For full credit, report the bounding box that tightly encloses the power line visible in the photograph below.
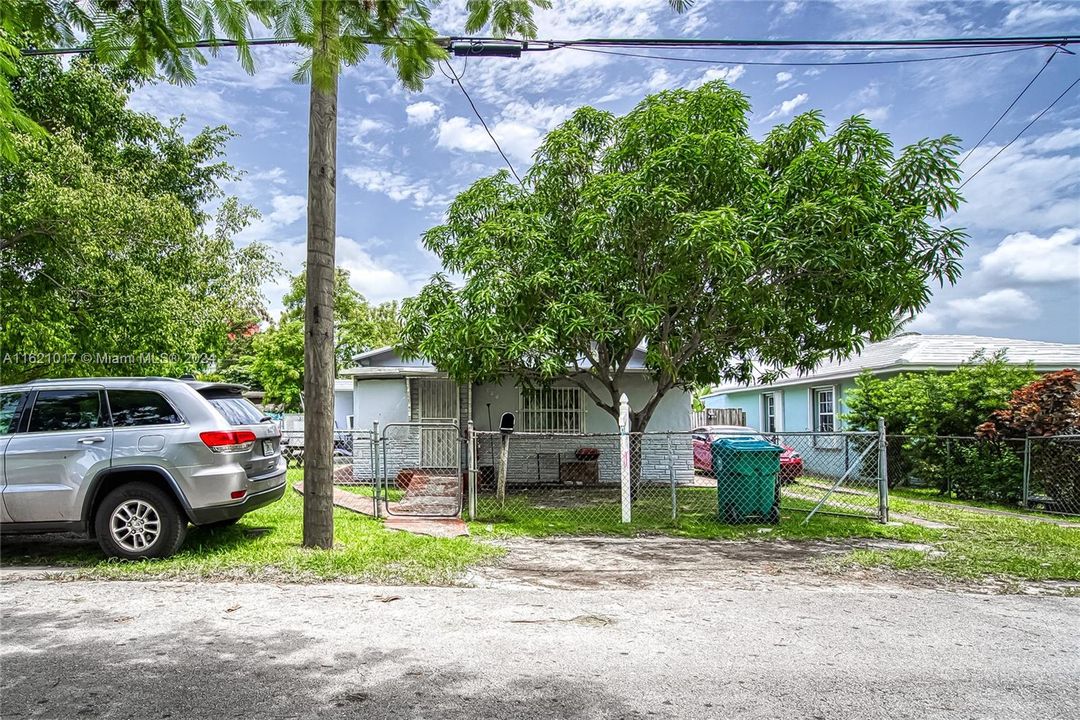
[959,50,1061,167]
[21,33,1078,57]
[959,74,1080,189]
[567,44,1041,68]
[440,60,523,186]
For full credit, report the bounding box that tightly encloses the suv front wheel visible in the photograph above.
[94,482,187,560]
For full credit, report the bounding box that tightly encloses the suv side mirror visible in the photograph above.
[500,412,515,434]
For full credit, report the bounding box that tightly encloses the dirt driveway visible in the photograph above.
[3,535,1079,720]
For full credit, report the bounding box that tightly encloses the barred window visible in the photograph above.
[519,386,585,432]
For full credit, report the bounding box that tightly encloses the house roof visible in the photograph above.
[703,333,1080,398]
[343,345,653,377]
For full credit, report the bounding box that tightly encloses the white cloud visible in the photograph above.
[978,228,1080,283]
[944,288,1040,330]
[267,195,306,226]
[249,167,287,185]
[1004,1,1080,29]
[775,71,795,90]
[236,194,306,244]
[858,105,891,123]
[343,166,448,208]
[435,100,576,165]
[406,101,442,125]
[336,236,428,303]
[686,65,746,89]
[955,129,1080,232]
[762,92,809,122]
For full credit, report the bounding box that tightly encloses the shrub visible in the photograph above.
[977,370,1080,511]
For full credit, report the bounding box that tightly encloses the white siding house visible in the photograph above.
[340,347,694,484]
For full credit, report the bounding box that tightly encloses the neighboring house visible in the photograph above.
[702,333,1080,435]
[340,347,694,484]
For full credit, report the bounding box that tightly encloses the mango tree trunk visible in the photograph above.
[302,33,338,550]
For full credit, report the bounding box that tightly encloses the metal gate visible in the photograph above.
[774,429,888,523]
[377,421,463,518]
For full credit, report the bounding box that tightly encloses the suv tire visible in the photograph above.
[94,482,187,560]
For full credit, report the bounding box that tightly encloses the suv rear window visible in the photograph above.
[108,390,182,427]
[204,395,265,426]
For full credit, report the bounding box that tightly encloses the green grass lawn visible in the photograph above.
[469,485,935,544]
[889,485,1070,520]
[1,480,500,584]
[842,494,1080,582]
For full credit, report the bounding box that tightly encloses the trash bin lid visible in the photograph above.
[711,437,781,452]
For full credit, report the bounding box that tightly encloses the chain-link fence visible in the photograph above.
[884,434,1080,516]
[465,428,887,528]
[281,425,1078,525]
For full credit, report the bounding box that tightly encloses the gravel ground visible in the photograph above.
[2,537,1079,720]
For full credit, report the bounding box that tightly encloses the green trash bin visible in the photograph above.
[711,437,782,524]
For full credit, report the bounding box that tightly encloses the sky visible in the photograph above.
[128,0,1080,344]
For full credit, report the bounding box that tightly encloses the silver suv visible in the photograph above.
[0,378,286,559]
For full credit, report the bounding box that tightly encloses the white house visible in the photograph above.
[340,347,694,485]
[701,333,1080,435]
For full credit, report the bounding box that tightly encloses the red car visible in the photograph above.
[692,425,803,482]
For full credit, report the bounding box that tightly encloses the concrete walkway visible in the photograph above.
[292,482,469,538]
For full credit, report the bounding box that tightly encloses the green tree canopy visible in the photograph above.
[243,267,401,411]
[0,55,276,383]
[399,81,968,431]
[844,350,1039,436]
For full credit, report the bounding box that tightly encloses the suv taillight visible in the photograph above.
[200,430,256,453]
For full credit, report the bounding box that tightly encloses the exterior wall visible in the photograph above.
[707,380,872,478]
[471,375,693,485]
[351,373,693,485]
[333,388,353,429]
[349,378,409,483]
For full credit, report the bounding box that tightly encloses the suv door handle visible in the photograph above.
[77,436,106,445]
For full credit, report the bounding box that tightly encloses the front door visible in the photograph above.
[3,387,113,522]
[416,378,458,469]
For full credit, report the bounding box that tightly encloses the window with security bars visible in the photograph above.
[519,386,585,432]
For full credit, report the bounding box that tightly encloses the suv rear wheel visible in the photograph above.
[94,482,187,560]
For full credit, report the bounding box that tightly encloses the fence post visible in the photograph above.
[371,421,380,519]
[1022,436,1031,509]
[877,417,889,524]
[467,420,477,520]
[668,433,677,522]
[619,393,631,524]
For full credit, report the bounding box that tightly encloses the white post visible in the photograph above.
[467,420,477,520]
[619,393,631,523]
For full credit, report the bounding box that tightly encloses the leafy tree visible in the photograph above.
[0,55,276,384]
[845,350,1038,436]
[399,82,968,464]
[280,268,400,367]
[249,319,306,411]
[4,0,688,545]
[0,1,256,160]
[241,268,401,411]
